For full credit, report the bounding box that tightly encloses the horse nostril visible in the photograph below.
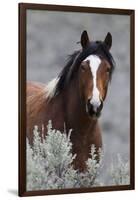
[98,101,103,112]
[94,100,103,117]
[88,99,91,104]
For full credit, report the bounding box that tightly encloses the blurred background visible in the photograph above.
[27,10,130,184]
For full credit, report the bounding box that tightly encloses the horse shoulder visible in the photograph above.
[27,81,65,142]
[27,82,48,141]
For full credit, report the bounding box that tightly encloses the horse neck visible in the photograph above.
[62,77,98,132]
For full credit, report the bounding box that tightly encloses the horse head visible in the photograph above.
[78,30,114,118]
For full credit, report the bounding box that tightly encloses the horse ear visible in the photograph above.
[81,30,90,49]
[104,32,112,50]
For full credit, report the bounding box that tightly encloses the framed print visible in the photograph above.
[19,3,135,197]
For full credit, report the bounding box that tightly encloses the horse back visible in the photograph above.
[27,81,45,97]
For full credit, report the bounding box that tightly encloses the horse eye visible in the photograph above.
[106,68,111,73]
[81,63,87,71]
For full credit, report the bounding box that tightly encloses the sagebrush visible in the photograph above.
[26,120,129,190]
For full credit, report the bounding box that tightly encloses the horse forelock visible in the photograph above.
[48,41,115,98]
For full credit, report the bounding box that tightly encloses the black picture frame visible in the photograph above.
[19,3,135,197]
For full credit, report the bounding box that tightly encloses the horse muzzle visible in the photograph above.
[86,99,103,118]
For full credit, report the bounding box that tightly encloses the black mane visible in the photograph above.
[55,41,115,96]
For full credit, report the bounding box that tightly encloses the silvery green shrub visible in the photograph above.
[26,120,129,190]
[110,154,130,185]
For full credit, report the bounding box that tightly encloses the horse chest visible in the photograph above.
[69,120,102,171]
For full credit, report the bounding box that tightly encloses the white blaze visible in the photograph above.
[84,55,101,112]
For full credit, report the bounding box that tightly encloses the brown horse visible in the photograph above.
[27,31,115,171]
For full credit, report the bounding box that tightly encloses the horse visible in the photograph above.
[27,30,115,171]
